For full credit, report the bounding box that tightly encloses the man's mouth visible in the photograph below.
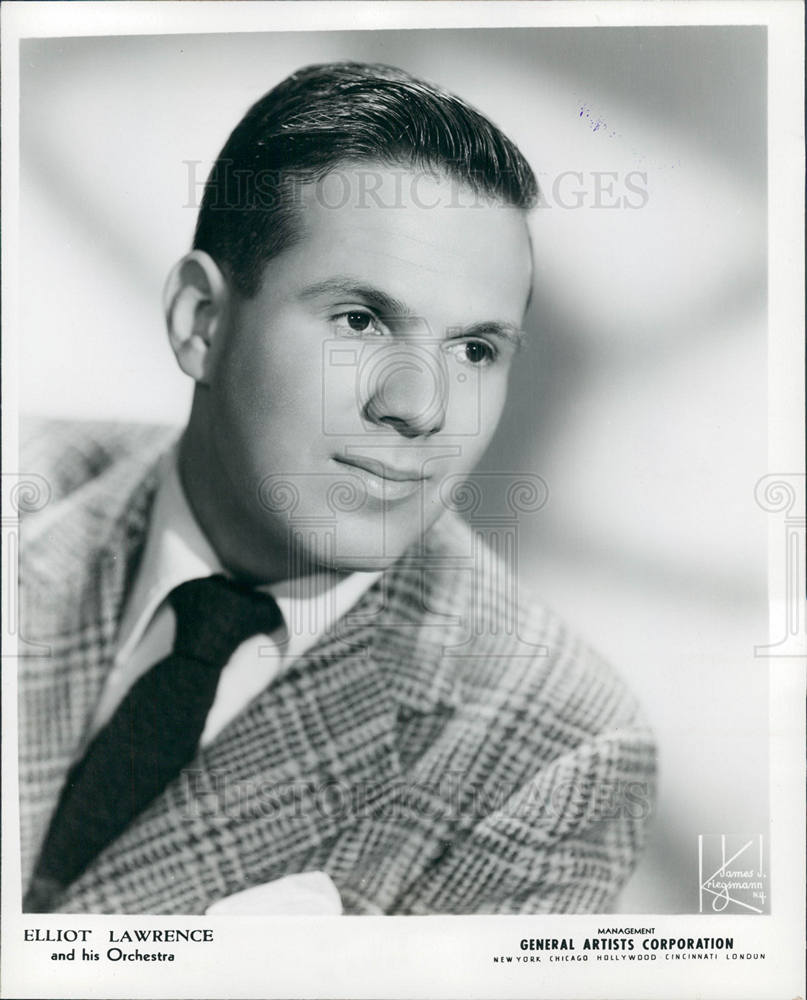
[332,454,428,503]
[335,454,427,482]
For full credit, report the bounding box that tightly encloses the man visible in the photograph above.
[19,62,655,914]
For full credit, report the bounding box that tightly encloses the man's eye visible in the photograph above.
[333,311,384,337]
[447,340,497,366]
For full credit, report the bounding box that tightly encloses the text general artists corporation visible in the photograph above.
[497,931,764,964]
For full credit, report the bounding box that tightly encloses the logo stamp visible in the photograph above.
[698,835,768,914]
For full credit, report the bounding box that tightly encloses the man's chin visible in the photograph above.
[293,538,413,576]
[278,507,446,577]
[293,531,433,577]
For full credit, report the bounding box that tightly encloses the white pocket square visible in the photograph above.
[205,871,343,915]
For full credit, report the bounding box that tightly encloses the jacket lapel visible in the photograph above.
[18,449,164,885]
[52,517,470,915]
[54,584,404,913]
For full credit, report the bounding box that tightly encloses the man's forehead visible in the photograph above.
[290,163,533,321]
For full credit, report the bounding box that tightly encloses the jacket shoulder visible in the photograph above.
[387,513,656,913]
[18,419,179,617]
[424,512,651,741]
[19,417,178,510]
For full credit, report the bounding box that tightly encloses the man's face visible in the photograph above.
[205,164,533,576]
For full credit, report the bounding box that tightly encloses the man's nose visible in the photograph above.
[362,344,448,438]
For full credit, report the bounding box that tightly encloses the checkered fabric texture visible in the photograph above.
[18,419,656,915]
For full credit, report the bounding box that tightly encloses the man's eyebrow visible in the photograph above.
[297,278,414,319]
[460,320,526,351]
[298,275,525,348]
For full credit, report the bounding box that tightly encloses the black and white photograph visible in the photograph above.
[1,3,803,998]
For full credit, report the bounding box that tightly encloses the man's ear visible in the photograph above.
[163,250,229,384]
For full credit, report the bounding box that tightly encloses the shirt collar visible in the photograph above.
[115,449,381,665]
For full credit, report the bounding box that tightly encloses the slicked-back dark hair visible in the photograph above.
[193,61,538,297]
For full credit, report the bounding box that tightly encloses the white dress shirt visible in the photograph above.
[89,450,381,747]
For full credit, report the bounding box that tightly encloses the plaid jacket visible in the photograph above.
[18,419,656,915]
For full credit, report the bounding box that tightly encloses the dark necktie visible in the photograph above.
[23,574,283,913]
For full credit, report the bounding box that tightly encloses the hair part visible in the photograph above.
[193,61,539,297]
